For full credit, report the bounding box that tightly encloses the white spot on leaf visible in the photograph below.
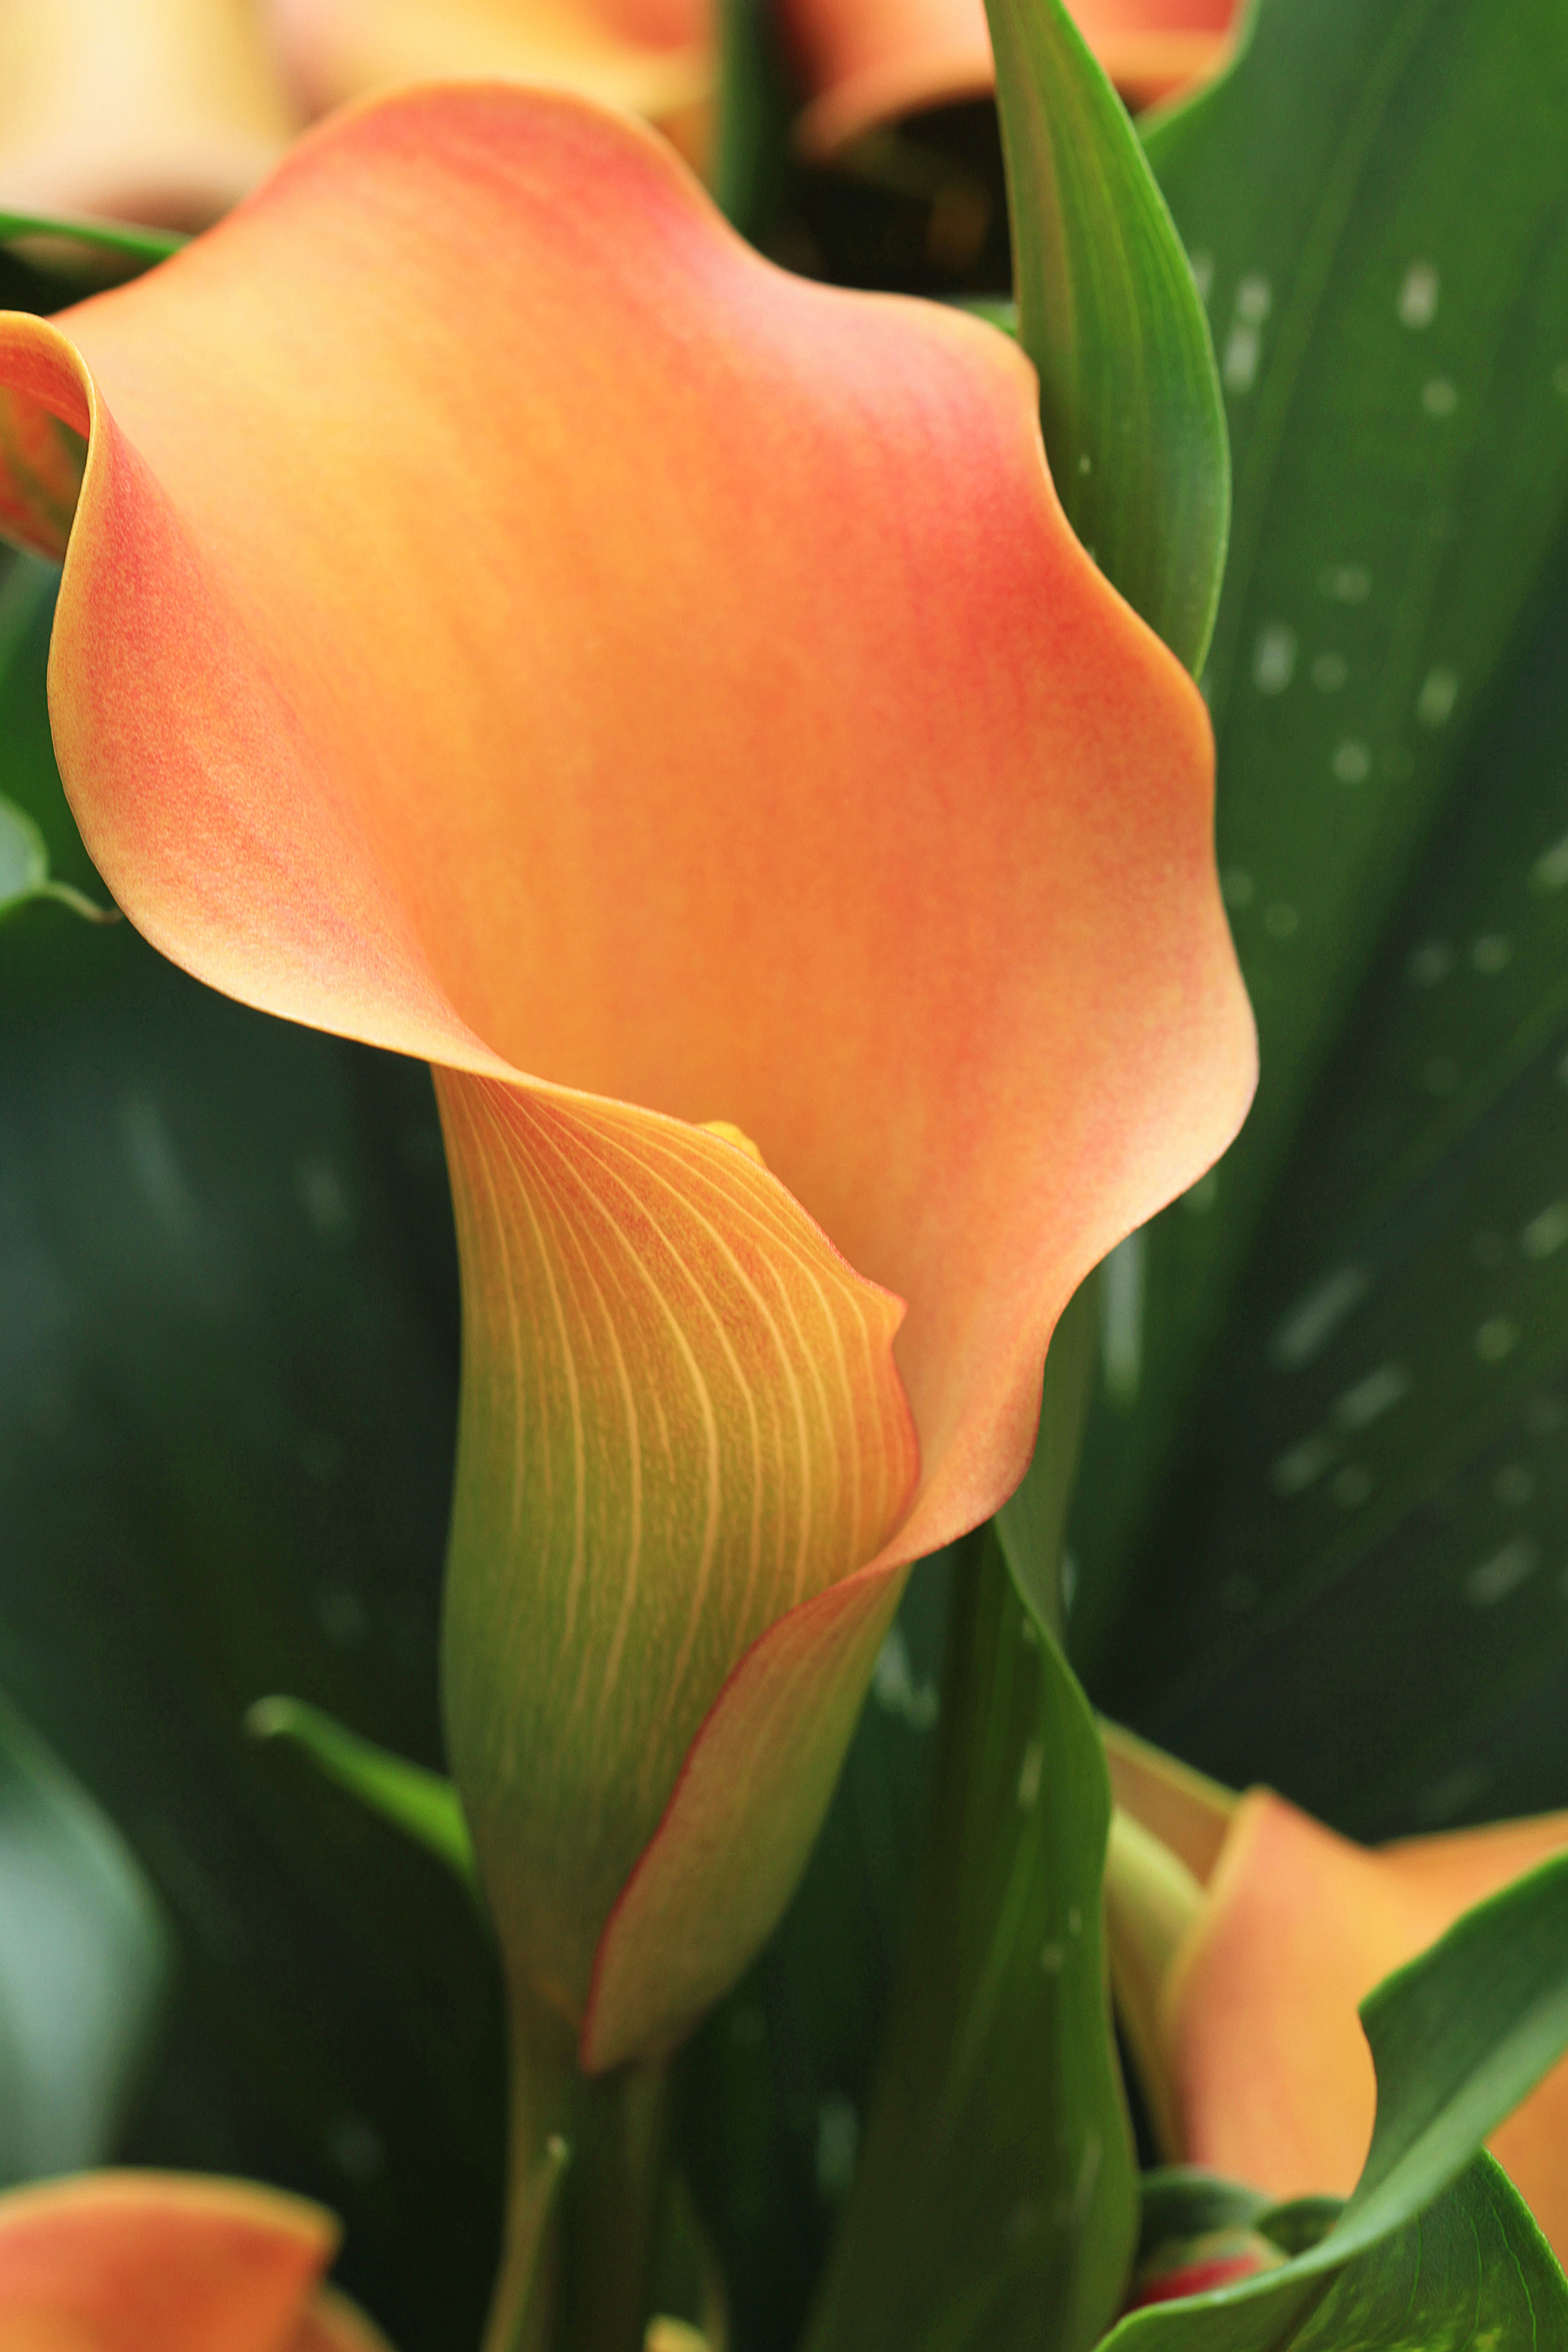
[1464,1538,1539,1607]
[1398,261,1440,328]
[1253,623,1298,692]
[1416,667,1459,726]
[1271,1265,1370,1369]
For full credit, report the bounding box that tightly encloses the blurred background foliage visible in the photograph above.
[2,0,1567,2344]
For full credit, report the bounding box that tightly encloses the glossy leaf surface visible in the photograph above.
[0,551,502,2352]
[0,1690,170,2182]
[804,1533,1136,2352]
[985,0,1228,669]
[1071,0,1568,1840]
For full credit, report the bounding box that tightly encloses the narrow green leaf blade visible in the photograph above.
[247,1696,477,1893]
[803,1538,1137,2352]
[0,1689,170,2182]
[985,0,1228,670]
[1341,1850,1568,2255]
[0,209,186,264]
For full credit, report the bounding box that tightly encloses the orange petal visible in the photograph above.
[0,0,298,233]
[0,84,1252,2039]
[0,2172,336,2352]
[787,0,1238,158]
[1164,1791,1568,2253]
[1064,0,1237,110]
[265,0,712,164]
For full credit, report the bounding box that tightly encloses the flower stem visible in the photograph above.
[485,1989,672,2352]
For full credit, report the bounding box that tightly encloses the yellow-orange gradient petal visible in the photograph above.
[1165,1791,1568,2255]
[265,0,711,166]
[0,84,1253,2055]
[439,1077,918,2023]
[787,0,1238,159]
[0,2172,337,2352]
[0,0,298,234]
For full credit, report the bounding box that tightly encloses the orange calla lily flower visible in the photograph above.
[1104,1732,1568,2256]
[0,85,1253,2069]
[0,2171,393,2351]
[787,0,1240,159]
[0,0,298,233]
[264,0,712,165]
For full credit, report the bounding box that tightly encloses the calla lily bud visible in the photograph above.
[0,2171,393,2351]
[1125,2226,1286,2311]
[785,0,1240,161]
[0,85,1253,2073]
[1103,1727,1568,2258]
[0,0,298,232]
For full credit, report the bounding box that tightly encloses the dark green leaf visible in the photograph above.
[1137,2171,1270,2247]
[0,555,503,2348]
[802,1528,1136,2352]
[1069,0,1568,1840]
[984,0,1228,669]
[0,1688,170,2182]
[676,1556,952,2352]
[247,1697,477,1893]
[996,1269,1099,1638]
[0,560,112,924]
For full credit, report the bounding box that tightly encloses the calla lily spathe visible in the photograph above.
[1104,1735,1568,2256]
[786,0,1240,159]
[0,84,1253,2067]
[0,2172,391,2351]
[267,0,712,166]
[0,0,298,232]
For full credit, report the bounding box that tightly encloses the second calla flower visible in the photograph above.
[0,84,1253,2069]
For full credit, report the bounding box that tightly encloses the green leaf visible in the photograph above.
[0,553,504,2348]
[803,1362,1135,2352]
[0,560,112,925]
[247,1697,477,1893]
[1102,1849,1568,2346]
[1109,2155,1568,2351]
[1341,1849,1568,2256]
[1070,0,1568,1836]
[984,0,1228,670]
[675,1556,953,2352]
[1136,2169,1271,2250]
[0,1688,170,2181]
[996,1268,1099,1638]
[0,209,186,265]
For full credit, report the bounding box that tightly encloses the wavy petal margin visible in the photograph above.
[0,85,1254,2063]
[0,2171,340,2352]
[266,0,712,164]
